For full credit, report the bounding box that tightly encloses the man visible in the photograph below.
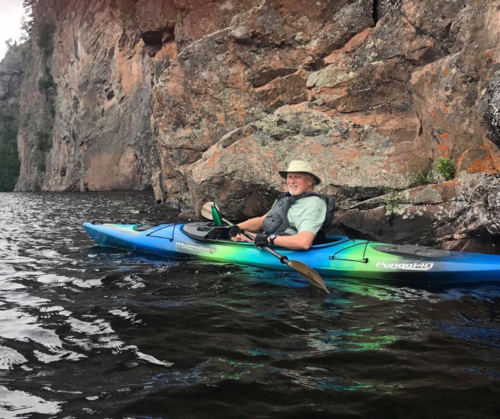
[230,160,331,250]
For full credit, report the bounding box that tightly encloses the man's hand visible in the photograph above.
[229,225,243,238]
[230,225,252,242]
[253,232,269,248]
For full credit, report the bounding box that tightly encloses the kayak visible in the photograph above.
[83,221,500,283]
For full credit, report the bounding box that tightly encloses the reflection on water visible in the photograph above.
[0,192,499,418]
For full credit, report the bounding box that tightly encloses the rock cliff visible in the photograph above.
[0,43,28,191]
[0,44,26,120]
[14,0,500,250]
[17,0,154,191]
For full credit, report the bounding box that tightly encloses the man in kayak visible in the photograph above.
[230,160,334,250]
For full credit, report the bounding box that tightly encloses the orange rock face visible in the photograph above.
[150,0,500,222]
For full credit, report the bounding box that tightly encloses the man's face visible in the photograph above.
[286,172,314,196]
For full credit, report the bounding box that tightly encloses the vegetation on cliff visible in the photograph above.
[13,0,57,190]
[0,1,33,191]
[0,42,28,191]
[0,119,20,191]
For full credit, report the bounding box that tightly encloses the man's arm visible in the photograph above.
[269,231,315,250]
[232,220,316,249]
[236,214,266,232]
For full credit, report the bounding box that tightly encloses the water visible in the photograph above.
[0,192,500,418]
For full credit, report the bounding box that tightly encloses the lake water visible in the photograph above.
[0,191,499,418]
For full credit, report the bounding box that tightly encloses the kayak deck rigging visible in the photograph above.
[329,241,371,264]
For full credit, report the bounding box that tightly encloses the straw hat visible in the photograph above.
[278,160,322,185]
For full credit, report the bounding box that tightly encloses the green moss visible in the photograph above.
[434,156,455,181]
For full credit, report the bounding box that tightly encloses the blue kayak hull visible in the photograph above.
[83,222,500,284]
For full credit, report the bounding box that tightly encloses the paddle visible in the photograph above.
[201,202,330,294]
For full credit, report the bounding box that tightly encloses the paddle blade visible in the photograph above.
[288,260,330,294]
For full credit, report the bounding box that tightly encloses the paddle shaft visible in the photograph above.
[222,217,291,265]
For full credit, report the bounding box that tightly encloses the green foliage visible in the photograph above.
[0,120,20,191]
[38,74,54,91]
[384,193,401,215]
[36,131,51,152]
[23,0,37,12]
[35,129,49,174]
[20,0,35,43]
[37,22,55,57]
[409,161,435,187]
[21,111,31,128]
[434,156,455,181]
[20,16,33,43]
[408,157,456,187]
[37,159,46,173]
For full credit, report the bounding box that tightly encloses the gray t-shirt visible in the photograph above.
[284,196,327,236]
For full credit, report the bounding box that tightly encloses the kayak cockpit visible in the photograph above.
[181,222,350,248]
[182,222,231,241]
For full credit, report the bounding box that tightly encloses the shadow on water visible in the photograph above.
[0,192,499,418]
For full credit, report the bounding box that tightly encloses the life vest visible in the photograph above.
[262,192,335,236]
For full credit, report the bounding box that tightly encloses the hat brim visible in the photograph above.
[279,170,322,185]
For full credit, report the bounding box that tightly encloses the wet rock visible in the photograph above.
[331,205,438,246]
[434,172,500,244]
[334,172,500,251]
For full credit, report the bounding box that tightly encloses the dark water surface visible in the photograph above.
[1,192,500,418]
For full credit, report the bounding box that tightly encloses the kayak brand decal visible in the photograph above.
[176,242,216,254]
[376,261,434,271]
